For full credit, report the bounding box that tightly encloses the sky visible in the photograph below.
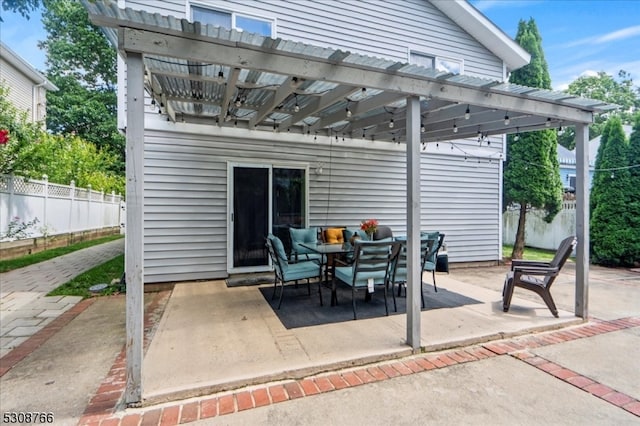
[1,1,639,90]
[469,0,640,89]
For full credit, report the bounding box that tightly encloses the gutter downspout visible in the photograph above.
[32,82,47,125]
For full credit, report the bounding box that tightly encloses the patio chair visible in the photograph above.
[373,225,393,240]
[289,227,323,263]
[333,240,401,320]
[421,232,445,292]
[502,236,577,318]
[266,234,323,309]
[391,236,436,310]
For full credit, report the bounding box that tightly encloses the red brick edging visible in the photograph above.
[0,298,96,378]
[79,291,172,425]
[78,316,640,425]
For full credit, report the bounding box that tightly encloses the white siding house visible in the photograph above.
[84,0,607,403]
[0,42,57,126]
[117,0,529,284]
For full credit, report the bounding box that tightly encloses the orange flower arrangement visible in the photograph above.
[360,219,378,235]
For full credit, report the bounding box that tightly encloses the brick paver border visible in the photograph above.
[0,298,96,378]
[78,316,640,425]
[79,291,172,425]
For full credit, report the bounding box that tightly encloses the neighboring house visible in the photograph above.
[0,42,57,126]
[83,0,609,403]
[558,125,632,191]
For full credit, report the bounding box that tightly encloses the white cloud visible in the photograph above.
[562,25,640,48]
[597,25,640,43]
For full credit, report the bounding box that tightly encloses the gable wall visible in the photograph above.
[0,57,35,120]
[126,0,504,79]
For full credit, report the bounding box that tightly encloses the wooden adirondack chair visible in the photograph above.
[502,236,577,317]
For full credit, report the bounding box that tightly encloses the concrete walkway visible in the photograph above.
[0,239,125,357]
[1,242,638,425]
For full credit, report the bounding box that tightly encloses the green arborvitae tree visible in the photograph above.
[504,18,563,259]
[590,116,632,266]
[39,0,124,173]
[625,114,640,265]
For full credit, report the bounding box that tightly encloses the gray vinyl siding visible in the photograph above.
[123,0,506,282]
[143,127,499,283]
[0,58,34,119]
[125,0,504,80]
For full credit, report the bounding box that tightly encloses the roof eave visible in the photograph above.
[0,42,58,91]
[430,0,531,71]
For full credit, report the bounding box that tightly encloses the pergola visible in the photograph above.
[83,0,616,404]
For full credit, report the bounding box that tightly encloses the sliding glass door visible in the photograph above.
[229,163,306,273]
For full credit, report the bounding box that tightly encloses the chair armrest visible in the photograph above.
[309,257,322,266]
[511,259,551,270]
[513,265,559,277]
[334,258,349,267]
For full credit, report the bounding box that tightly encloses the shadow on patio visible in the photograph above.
[140,268,582,406]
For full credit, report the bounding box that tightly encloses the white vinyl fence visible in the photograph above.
[503,200,576,250]
[0,174,123,239]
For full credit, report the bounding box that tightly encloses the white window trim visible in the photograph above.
[408,49,464,75]
[188,1,277,38]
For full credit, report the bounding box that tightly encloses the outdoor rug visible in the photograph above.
[259,281,482,329]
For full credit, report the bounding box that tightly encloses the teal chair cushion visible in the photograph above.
[334,240,393,287]
[283,260,321,282]
[342,228,370,258]
[290,227,318,254]
[420,231,440,270]
[270,234,289,272]
[334,266,388,288]
[290,227,322,262]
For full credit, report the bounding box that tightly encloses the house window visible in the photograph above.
[410,52,462,75]
[191,5,274,37]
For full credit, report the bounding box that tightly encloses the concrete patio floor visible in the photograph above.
[141,268,584,406]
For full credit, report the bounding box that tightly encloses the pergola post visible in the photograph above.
[125,52,145,404]
[406,96,421,350]
[574,123,589,318]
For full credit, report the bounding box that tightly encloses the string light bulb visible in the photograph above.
[546,117,551,127]
[465,105,470,120]
[453,121,458,133]
[293,94,300,112]
[389,118,394,129]
[421,123,425,133]
[504,113,510,126]
[346,107,352,118]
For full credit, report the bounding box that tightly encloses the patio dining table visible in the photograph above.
[300,242,353,306]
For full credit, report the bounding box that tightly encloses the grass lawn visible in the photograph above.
[502,245,557,262]
[48,254,124,298]
[0,235,123,273]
